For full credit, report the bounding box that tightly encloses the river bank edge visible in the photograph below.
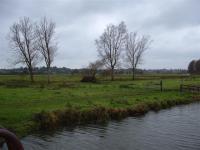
[3,96,199,138]
[18,96,199,138]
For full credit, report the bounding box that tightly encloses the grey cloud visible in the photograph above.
[0,0,200,69]
[146,0,200,30]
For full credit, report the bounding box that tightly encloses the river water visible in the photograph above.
[7,103,200,150]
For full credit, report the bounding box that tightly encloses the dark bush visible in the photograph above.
[188,59,200,74]
[81,76,97,83]
[195,60,200,74]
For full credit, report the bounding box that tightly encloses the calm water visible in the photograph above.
[7,103,200,150]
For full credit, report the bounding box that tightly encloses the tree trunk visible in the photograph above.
[111,67,114,81]
[29,67,34,83]
[47,67,50,84]
[132,67,135,80]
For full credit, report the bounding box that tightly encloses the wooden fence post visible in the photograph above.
[160,80,163,92]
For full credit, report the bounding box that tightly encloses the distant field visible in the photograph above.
[0,74,198,136]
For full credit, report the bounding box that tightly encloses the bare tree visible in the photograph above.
[88,60,103,77]
[125,32,151,80]
[95,22,127,81]
[35,17,57,83]
[9,17,38,82]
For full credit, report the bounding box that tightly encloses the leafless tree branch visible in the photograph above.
[35,17,57,83]
[95,21,127,80]
[8,17,38,82]
[125,32,151,80]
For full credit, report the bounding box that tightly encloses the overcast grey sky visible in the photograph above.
[0,0,200,69]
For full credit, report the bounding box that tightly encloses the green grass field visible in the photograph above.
[0,74,198,136]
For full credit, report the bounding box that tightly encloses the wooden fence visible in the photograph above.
[180,84,200,93]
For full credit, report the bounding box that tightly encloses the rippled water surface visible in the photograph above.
[14,103,200,149]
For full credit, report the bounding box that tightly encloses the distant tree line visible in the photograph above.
[188,60,200,74]
[0,67,187,75]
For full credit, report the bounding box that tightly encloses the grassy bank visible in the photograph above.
[33,98,200,131]
[0,74,199,136]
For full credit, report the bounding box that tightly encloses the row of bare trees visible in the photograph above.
[9,17,57,83]
[9,18,149,82]
[94,21,151,80]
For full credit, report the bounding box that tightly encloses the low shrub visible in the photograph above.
[81,76,97,83]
